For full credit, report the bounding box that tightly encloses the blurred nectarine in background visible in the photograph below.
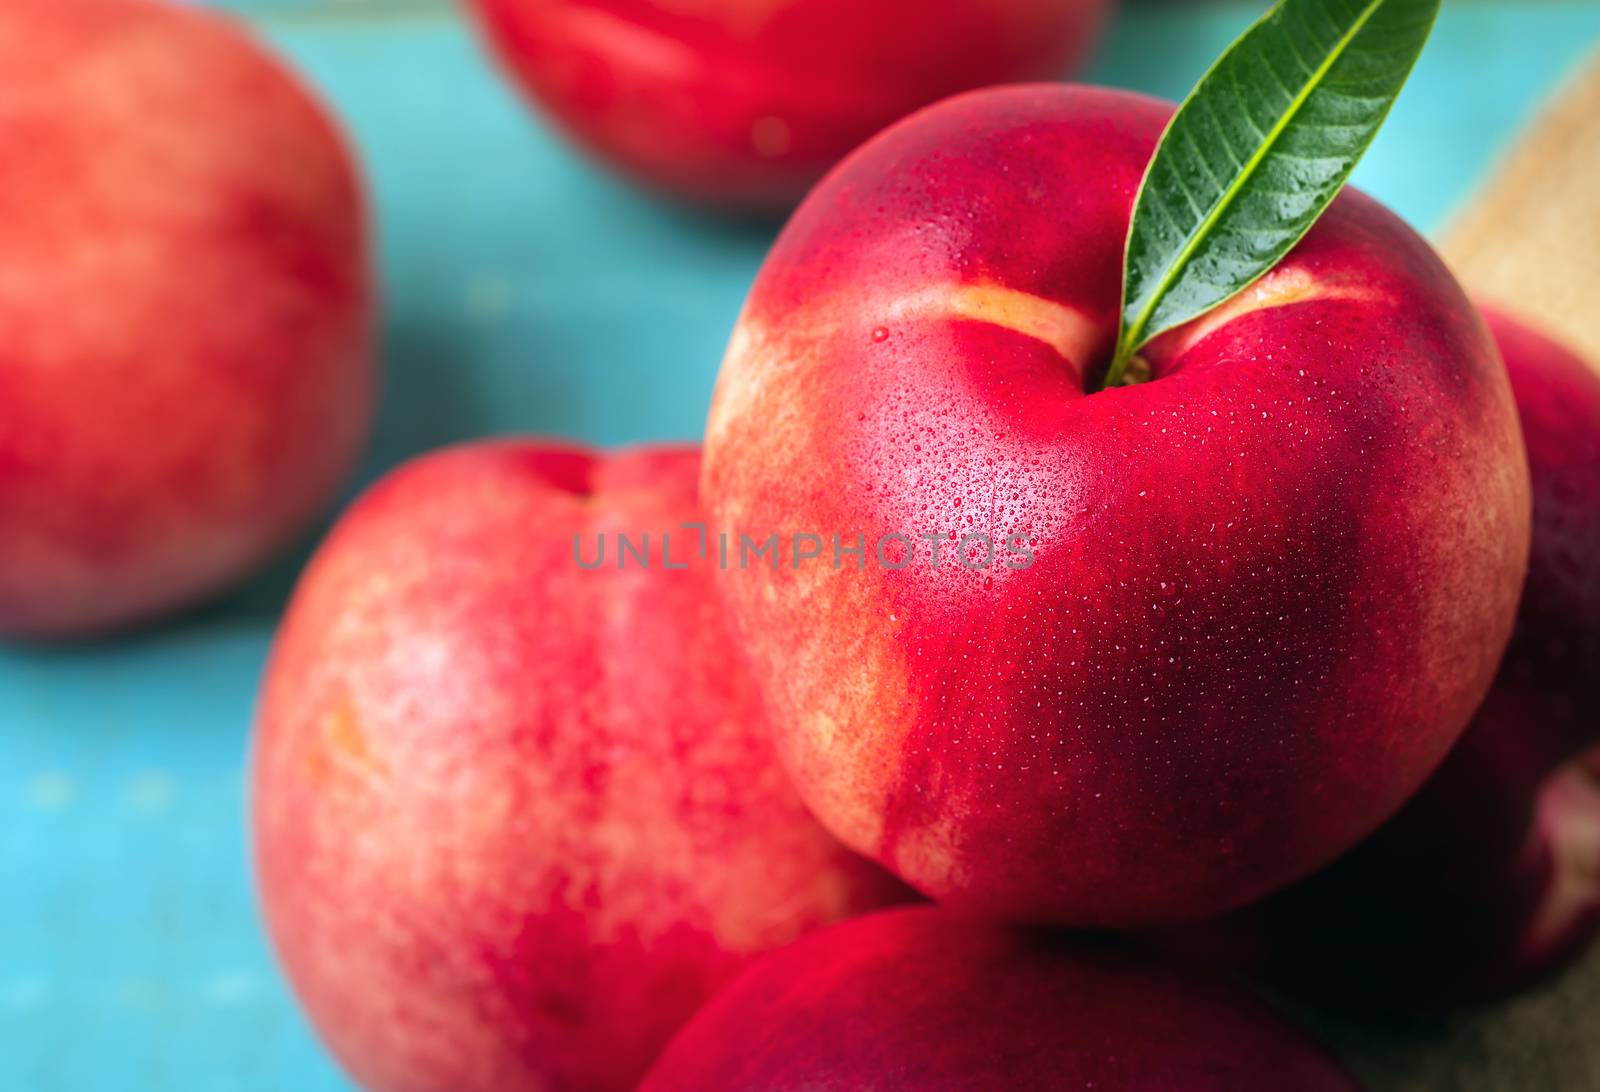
[465,0,1113,212]
[0,0,374,639]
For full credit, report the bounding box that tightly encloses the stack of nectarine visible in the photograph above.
[249,83,1600,1092]
[8,0,1597,1088]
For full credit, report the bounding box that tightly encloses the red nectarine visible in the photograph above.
[0,0,375,639]
[642,906,1360,1091]
[701,85,1531,926]
[252,440,906,1092]
[464,0,1112,212]
[1178,306,1600,1006]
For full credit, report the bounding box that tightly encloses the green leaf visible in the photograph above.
[1103,0,1440,389]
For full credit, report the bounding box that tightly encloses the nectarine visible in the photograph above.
[702,85,1531,926]
[1180,306,1600,1006]
[465,0,1112,212]
[251,440,906,1092]
[642,906,1360,1091]
[0,0,374,638]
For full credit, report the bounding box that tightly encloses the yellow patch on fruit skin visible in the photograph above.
[703,317,770,465]
[705,306,923,867]
[885,283,1102,384]
[303,699,388,785]
[889,808,968,900]
[1525,768,1600,952]
[1156,266,1386,359]
[702,834,861,955]
[712,280,1101,423]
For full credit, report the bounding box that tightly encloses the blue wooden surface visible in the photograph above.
[3,2,1598,1089]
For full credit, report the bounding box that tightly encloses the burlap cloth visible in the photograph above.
[1443,49,1600,366]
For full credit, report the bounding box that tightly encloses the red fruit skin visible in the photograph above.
[1173,308,1600,1007]
[251,441,907,1092]
[641,906,1361,1092]
[0,0,374,639]
[464,0,1111,212]
[701,85,1531,926]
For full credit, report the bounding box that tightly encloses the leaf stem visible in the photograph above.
[1099,337,1136,391]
